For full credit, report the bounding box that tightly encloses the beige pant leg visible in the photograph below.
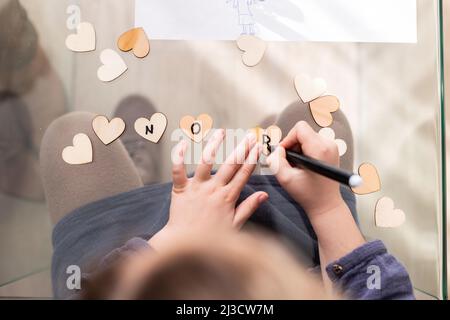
[40,112,143,225]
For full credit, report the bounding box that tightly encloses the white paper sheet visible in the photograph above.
[135,0,417,43]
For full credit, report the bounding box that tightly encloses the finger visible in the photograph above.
[226,144,261,200]
[215,132,257,185]
[266,146,298,184]
[195,129,225,181]
[171,140,188,191]
[280,121,320,150]
[233,192,268,229]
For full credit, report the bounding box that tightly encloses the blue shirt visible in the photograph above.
[325,240,414,299]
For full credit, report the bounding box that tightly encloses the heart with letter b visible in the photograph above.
[250,125,283,156]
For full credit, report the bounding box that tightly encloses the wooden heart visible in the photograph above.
[134,113,168,144]
[375,197,406,228]
[319,127,347,156]
[92,116,126,145]
[65,22,96,52]
[351,163,381,195]
[237,35,267,67]
[97,49,128,82]
[62,133,93,165]
[294,74,327,103]
[309,95,340,127]
[251,125,283,156]
[180,114,214,143]
[118,27,150,58]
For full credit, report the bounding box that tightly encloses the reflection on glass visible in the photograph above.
[0,0,446,299]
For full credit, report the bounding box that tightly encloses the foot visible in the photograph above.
[276,100,354,172]
[113,95,163,184]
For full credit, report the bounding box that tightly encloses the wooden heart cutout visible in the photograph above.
[250,125,283,156]
[92,116,125,145]
[351,163,381,195]
[319,127,347,156]
[65,22,96,52]
[135,113,168,144]
[237,35,267,67]
[62,133,93,165]
[309,95,340,128]
[97,49,128,82]
[180,114,214,143]
[294,74,327,103]
[375,197,406,228]
[118,27,150,58]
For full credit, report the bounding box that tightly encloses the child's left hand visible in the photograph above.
[149,130,268,249]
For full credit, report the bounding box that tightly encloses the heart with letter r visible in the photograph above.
[250,125,283,156]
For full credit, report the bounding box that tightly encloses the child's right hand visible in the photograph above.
[267,121,345,218]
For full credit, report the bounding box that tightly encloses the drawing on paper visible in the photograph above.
[227,0,264,35]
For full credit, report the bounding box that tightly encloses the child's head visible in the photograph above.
[82,229,329,300]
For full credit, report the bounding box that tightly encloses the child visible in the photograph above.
[71,122,413,300]
[42,100,413,299]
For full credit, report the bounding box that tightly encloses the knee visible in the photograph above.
[40,111,96,164]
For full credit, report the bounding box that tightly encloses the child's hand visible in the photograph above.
[150,131,268,249]
[267,121,344,217]
[270,122,365,288]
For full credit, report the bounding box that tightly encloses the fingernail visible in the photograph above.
[179,140,187,156]
[259,193,269,203]
[172,141,187,165]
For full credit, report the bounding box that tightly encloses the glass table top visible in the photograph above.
[0,0,447,299]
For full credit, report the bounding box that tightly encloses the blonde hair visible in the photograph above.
[85,229,332,300]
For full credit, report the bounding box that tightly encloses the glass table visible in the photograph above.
[0,0,447,299]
